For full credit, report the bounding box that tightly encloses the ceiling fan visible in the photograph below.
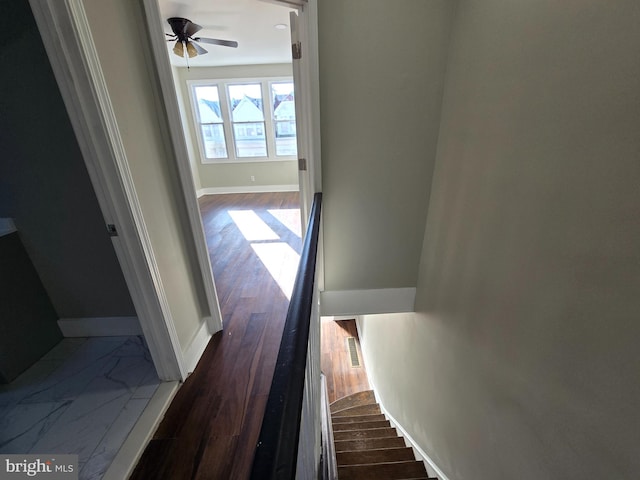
[166,17,238,61]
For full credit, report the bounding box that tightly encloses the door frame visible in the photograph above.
[27,0,222,381]
[289,3,323,234]
[27,0,322,381]
[139,1,323,280]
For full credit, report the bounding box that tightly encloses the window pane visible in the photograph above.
[233,122,267,157]
[194,86,223,123]
[228,84,264,122]
[274,121,297,156]
[201,124,227,158]
[271,82,297,156]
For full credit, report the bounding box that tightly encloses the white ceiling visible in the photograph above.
[156,0,295,67]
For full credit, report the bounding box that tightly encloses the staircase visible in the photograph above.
[330,390,437,480]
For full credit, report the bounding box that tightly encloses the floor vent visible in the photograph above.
[346,337,361,367]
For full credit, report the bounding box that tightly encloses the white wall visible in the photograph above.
[82,0,211,352]
[318,0,455,296]
[358,1,640,479]
[173,64,298,192]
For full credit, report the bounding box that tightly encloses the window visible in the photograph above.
[189,78,297,163]
[193,85,228,159]
[228,84,267,158]
[271,82,297,156]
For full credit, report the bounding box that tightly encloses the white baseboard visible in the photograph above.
[57,316,142,337]
[320,288,416,316]
[102,380,179,480]
[182,320,212,375]
[196,184,299,197]
[321,315,358,322]
[376,400,451,480]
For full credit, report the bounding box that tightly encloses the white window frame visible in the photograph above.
[188,77,297,164]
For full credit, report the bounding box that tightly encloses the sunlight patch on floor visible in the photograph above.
[228,210,280,241]
[267,209,302,237]
[251,242,300,299]
[229,207,302,299]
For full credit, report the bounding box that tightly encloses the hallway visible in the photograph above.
[131,192,301,479]
[321,318,370,404]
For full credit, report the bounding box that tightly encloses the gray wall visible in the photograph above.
[318,0,455,291]
[173,64,298,191]
[83,0,214,350]
[0,233,62,382]
[0,0,135,318]
[358,1,640,479]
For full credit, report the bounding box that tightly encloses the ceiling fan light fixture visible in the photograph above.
[186,42,198,58]
[173,40,185,57]
[166,17,238,65]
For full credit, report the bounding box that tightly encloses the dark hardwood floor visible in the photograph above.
[321,318,370,404]
[130,192,301,480]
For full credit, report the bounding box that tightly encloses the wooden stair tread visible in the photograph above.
[337,447,415,465]
[333,419,390,431]
[334,427,397,441]
[338,460,427,480]
[330,390,375,413]
[332,413,386,424]
[335,436,405,452]
[330,391,435,479]
[332,403,381,417]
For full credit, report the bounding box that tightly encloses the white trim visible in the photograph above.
[182,320,213,375]
[196,184,300,197]
[141,0,223,336]
[186,77,298,165]
[102,380,179,480]
[376,397,451,480]
[305,0,323,196]
[320,315,357,322]
[320,288,416,316]
[57,317,142,337]
[0,218,17,236]
[29,0,186,381]
[320,373,338,480]
[259,0,308,8]
[290,1,324,288]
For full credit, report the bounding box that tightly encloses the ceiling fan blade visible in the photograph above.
[184,20,202,37]
[173,40,185,57]
[190,41,208,56]
[195,37,238,48]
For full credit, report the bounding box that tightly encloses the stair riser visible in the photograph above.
[332,414,386,424]
[338,461,427,480]
[332,404,381,416]
[335,437,405,452]
[337,447,415,466]
[333,420,390,431]
[330,391,431,480]
[334,428,397,441]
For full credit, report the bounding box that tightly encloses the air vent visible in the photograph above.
[346,337,361,368]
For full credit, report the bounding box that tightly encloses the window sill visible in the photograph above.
[201,156,297,165]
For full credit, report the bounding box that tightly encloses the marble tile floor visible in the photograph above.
[0,336,160,480]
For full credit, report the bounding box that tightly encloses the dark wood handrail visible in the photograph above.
[249,192,323,480]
